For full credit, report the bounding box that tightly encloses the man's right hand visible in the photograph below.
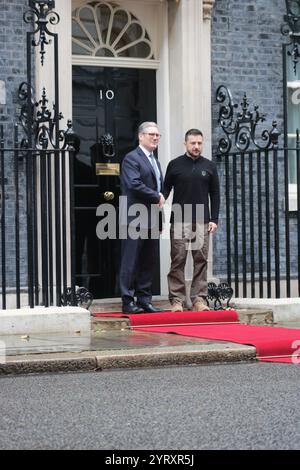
[158,193,165,208]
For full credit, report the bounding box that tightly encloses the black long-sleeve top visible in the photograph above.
[163,153,220,224]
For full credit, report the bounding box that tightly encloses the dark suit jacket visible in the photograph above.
[119,146,164,230]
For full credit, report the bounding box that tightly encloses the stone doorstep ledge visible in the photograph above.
[0,343,257,375]
[91,308,274,333]
[232,298,300,322]
[0,307,91,335]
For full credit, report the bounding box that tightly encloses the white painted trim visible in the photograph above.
[156,0,170,297]
[72,55,160,69]
[287,80,300,89]
[33,0,73,296]
[289,183,298,211]
[73,0,165,8]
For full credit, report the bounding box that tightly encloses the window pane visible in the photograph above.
[286,47,300,186]
[288,136,297,184]
[118,42,152,58]
[286,48,300,81]
[288,88,300,133]
[96,4,111,44]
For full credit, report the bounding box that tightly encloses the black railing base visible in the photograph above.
[62,287,93,310]
[207,282,233,310]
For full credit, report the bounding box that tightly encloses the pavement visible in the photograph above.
[0,299,299,375]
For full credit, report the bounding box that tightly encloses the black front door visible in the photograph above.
[72,66,159,299]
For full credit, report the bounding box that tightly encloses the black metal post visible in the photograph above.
[264,150,272,297]
[283,143,291,298]
[47,151,53,304]
[14,125,21,308]
[33,154,39,306]
[225,154,231,287]
[240,152,247,297]
[54,152,62,306]
[68,143,77,307]
[61,149,67,303]
[53,31,62,306]
[256,150,264,297]
[40,147,49,306]
[248,151,255,297]
[273,147,281,298]
[232,155,239,297]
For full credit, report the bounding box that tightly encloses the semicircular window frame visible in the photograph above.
[72,1,155,61]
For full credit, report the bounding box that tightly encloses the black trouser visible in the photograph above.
[119,232,159,305]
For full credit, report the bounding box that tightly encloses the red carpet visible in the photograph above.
[93,310,300,363]
[136,323,300,363]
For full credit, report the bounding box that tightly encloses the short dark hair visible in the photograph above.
[185,128,203,141]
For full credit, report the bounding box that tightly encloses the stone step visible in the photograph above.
[231,298,300,322]
[92,317,130,333]
[236,309,274,325]
[91,308,274,332]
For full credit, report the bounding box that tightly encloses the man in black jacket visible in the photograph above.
[163,129,220,312]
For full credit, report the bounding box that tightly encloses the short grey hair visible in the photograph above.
[138,121,158,134]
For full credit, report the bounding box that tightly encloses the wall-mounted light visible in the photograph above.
[282,0,300,74]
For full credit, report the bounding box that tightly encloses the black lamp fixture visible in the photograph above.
[282,0,300,74]
[285,0,300,25]
[29,0,55,8]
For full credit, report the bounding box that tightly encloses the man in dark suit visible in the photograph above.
[119,122,165,313]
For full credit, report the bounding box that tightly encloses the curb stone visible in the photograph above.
[0,343,257,375]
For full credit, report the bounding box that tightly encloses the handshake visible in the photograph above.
[158,192,165,209]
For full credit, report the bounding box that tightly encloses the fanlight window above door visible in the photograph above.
[72,1,154,59]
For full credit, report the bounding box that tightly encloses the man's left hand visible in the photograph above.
[208,222,218,233]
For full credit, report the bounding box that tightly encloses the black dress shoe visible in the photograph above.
[136,302,161,313]
[122,301,144,314]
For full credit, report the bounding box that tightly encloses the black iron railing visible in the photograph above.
[215,85,300,299]
[0,0,79,309]
[0,123,77,309]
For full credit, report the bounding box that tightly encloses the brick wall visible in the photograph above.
[0,0,28,142]
[0,0,28,289]
[211,0,285,133]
